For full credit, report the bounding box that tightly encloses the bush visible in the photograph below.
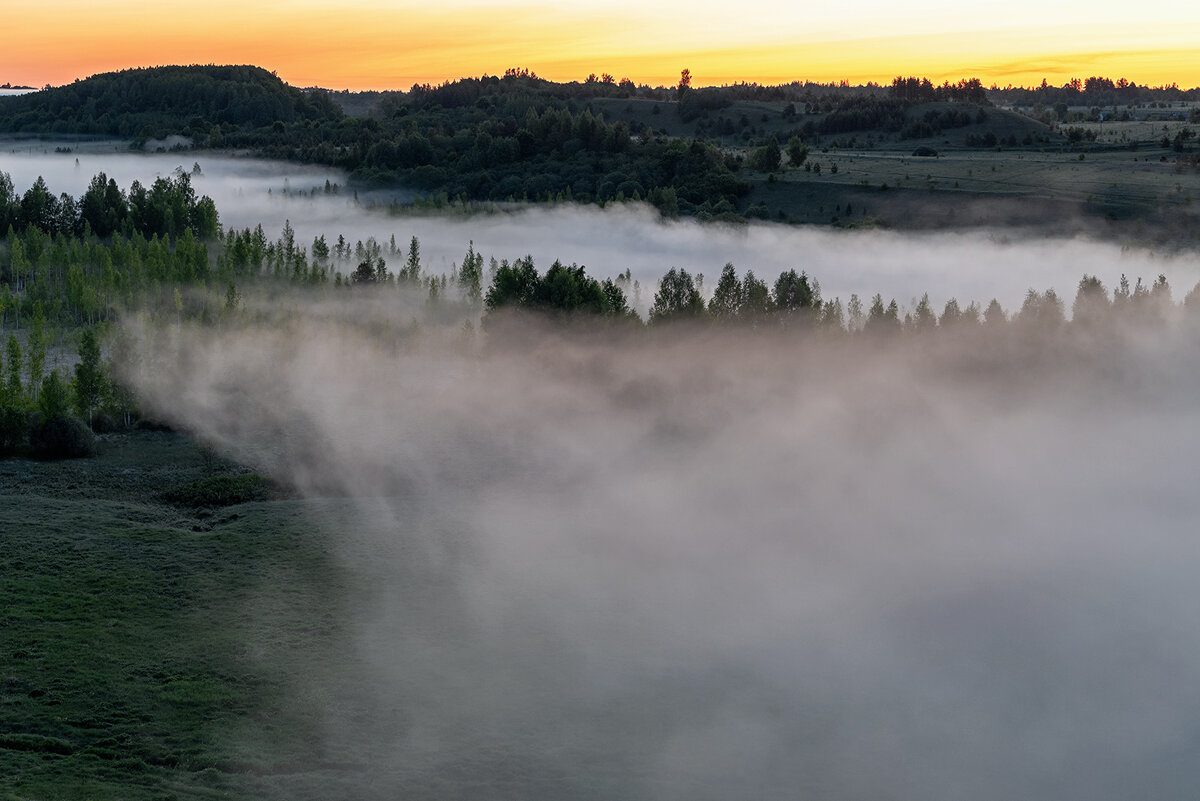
[90,411,120,434]
[0,404,28,453]
[29,414,96,460]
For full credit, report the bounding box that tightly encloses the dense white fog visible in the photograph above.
[4,147,1200,313]
[122,296,1200,800]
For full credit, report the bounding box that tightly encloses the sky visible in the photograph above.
[4,1,1200,91]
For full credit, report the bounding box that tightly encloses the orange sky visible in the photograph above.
[4,1,1200,91]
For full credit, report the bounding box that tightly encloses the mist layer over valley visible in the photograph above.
[7,141,1200,797]
[118,292,1200,799]
[5,148,1200,314]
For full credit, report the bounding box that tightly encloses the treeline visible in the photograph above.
[888,77,990,105]
[991,77,1200,109]
[478,258,1194,345]
[0,170,219,240]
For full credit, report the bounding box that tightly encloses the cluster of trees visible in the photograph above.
[353,89,749,214]
[899,107,986,140]
[484,259,635,319]
[3,212,213,326]
[0,322,124,459]
[0,170,218,241]
[889,77,990,105]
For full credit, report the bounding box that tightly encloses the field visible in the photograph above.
[584,96,1200,237]
[0,431,368,800]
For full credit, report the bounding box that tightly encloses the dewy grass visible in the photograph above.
[0,431,362,800]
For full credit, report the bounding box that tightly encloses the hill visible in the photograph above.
[0,65,341,141]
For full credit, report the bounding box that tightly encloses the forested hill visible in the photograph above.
[0,65,751,219]
[0,65,341,138]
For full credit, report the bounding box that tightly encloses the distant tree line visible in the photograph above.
[889,77,990,105]
[991,77,1200,109]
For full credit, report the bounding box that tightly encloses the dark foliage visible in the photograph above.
[485,257,632,319]
[1,169,218,241]
[29,413,96,460]
[0,65,340,139]
[0,404,27,453]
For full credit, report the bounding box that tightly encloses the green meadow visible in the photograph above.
[1,431,369,800]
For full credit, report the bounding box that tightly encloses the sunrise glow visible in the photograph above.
[4,1,1200,90]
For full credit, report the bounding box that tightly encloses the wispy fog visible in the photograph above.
[5,148,1200,313]
[122,297,1200,799]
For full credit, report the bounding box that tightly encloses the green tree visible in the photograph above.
[73,328,104,426]
[708,262,744,319]
[749,137,782,172]
[38,370,70,420]
[485,256,540,310]
[27,303,46,402]
[773,269,818,320]
[4,335,21,405]
[458,241,484,307]
[911,292,937,332]
[786,137,810,168]
[865,293,900,335]
[402,236,422,283]
[741,270,773,318]
[650,267,705,323]
[21,176,59,233]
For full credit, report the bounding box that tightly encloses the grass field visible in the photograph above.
[582,96,1200,238]
[0,432,377,800]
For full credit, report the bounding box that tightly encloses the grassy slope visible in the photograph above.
[0,433,366,800]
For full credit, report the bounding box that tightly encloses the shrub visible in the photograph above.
[0,404,28,453]
[29,414,97,460]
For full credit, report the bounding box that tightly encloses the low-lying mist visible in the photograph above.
[121,292,1200,800]
[6,147,1200,313]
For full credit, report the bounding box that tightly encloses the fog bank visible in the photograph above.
[5,148,1200,312]
[122,300,1200,800]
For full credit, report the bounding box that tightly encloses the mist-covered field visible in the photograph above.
[7,145,1200,799]
[107,288,1200,800]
